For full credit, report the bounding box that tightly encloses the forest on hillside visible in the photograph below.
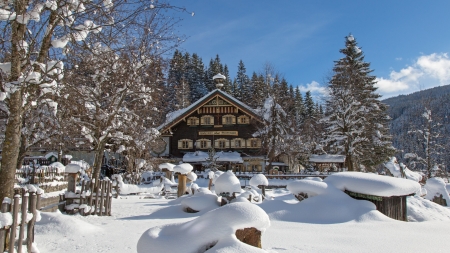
[384,85,450,172]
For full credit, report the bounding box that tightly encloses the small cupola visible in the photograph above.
[213,73,226,89]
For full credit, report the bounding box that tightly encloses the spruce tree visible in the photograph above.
[235,60,251,101]
[322,34,395,171]
[304,91,315,120]
[249,72,266,108]
[189,53,208,102]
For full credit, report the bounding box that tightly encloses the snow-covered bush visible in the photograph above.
[214,171,241,196]
[424,177,450,206]
[249,174,268,188]
[384,157,423,182]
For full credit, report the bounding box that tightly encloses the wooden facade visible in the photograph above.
[158,90,266,171]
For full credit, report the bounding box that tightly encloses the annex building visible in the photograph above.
[157,74,269,172]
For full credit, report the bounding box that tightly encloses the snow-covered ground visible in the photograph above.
[34,178,450,253]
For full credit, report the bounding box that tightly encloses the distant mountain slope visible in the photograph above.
[383,85,450,169]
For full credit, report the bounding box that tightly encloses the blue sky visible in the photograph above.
[170,0,450,99]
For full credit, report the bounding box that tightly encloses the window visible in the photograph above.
[197,139,210,149]
[178,139,193,149]
[187,117,199,126]
[247,138,261,148]
[201,115,214,125]
[222,115,235,125]
[215,138,229,149]
[238,115,249,124]
[231,138,245,148]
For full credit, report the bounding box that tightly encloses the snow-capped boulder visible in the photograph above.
[214,171,241,195]
[249,174,268,187]
[137,202,270,253]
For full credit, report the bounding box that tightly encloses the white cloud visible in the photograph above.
[297,81,327,95]
[375,52,450,97]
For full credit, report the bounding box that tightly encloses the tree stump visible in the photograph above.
[177,174,187,198]
[235,227,262,248]
[295,192,308,202]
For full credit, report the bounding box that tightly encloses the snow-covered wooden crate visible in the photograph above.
[325,172,420,221]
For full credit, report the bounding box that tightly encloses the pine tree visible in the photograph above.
[222,65,233,94]
[322,34,395,171]
[235,60,251,101]
[249,72,266,108]
[167,50,190,111]
[189,53,208,102]
[304,91,315,120]
[294,88,305,127]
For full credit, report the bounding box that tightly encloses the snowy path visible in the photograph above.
[35,193,450,252]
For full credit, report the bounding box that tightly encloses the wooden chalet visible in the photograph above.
[309,154,346,172]
[158,74,267,172]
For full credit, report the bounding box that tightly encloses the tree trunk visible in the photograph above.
[346,154,354,171]
[0,91,23,201]
[93,142,107,190]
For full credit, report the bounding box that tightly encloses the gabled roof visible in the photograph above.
[158,89,262,133]
[309,154,346,163]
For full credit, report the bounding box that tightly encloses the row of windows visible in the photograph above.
[187,115,249,126]
[178,138,262,149]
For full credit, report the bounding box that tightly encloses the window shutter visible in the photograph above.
[215,140,219,148]
[188,140,193,149]
[232,116,236,124]
[246,139,251,147]
[201,117,205,125]
[257,139,262,147]
[178,140,183,149]
[230,139,235,148]
[225,140,230,148]
[207,140,211,148]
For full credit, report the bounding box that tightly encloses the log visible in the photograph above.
[235,227,262,248]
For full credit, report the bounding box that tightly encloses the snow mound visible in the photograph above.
[212,170,224,183]
[137,202,270,253]
[159,163,175,171]
[249,174,268,187]
[407,196,450,222]
[424,177,450,205]
[181,192,220,212]
[187,171,198,182]
[214,171,241,195]
[325,172,420,197]
[260,186,390,224]
[174,163,193,174]
[287,180,328,197]
[36,211,101,236]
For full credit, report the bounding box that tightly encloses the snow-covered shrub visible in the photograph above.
[384,157,423,182]
[249,174,268,188]
[137,202,270,253]
[424,177,450,206]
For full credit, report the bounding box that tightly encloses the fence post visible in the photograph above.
[104,181,111,216]
[17,189,29,253]
[108,181,112,216]
[9,190,21,253]
[95,181,100,215]
[99,180,105,216]
[0,199,11,252]
[27,190,37,252]
[88,180,94,214]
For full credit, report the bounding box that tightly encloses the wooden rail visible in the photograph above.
[63,180,113,216]
[0,188,41,253]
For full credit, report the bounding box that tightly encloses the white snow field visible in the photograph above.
[34,178,450,253]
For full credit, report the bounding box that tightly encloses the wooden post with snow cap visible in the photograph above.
[249,174,269,201]
[158,163,175,183]
[208,171,214,190]
[173,163,193,198]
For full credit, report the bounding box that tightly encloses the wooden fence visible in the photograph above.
[63,179,113,216]
[0,188,41,253]
[15,166,66,185]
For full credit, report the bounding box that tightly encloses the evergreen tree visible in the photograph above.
[322,34,395,171]
[304,91,315,120]
[167,50,190,111]
[249,72,266,108]
[294,88,305,127]
[222,65,233,94]
[189,54,208,102]
[235,60,251,101]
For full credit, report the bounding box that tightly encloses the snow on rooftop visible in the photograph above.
[309,154,346,163]
[137,202,270,253]
[173,163,193,174]
[324,172,421,197]
[214,170,242,194]
[44,152,58,159]
[159,162,175,171]
[183,151,243,163]
[158,89,259,131]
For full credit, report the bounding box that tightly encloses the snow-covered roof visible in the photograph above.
[183,151,243,163]
[45,152,58,159]
[266,162,287,166]
[309,154,346,163]
[65,163,81,174]
[173,163,193,174]
[324,172,420,197]
[158,89,260,132]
